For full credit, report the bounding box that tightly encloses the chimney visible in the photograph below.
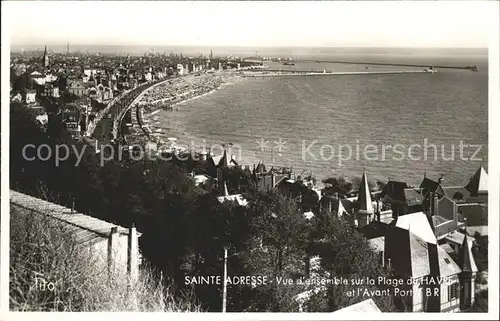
[376,199,381,222]
[438,174,443,185]
[431,192,439,216]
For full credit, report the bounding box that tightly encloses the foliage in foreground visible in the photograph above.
[467,289,488,312]
[10,206,200,312]
[10,103,395,311]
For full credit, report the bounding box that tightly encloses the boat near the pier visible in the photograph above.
[424,67,437,73]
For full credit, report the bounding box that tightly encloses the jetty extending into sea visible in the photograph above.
[243,69,432,77]
[301,60,478,71]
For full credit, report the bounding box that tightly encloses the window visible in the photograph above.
[448,282,458,300]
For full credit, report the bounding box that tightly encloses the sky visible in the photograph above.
[4,1,496,48]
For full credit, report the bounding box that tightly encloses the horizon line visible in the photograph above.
[9,43,488,49]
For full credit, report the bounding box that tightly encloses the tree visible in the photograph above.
[307,216,397,312]
[235,192,311,311]
[467,289,487,312]
[322,176,353,196]
[453,191,464,201]
[472,232,488,272]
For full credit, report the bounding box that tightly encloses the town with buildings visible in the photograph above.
[9,46,260,142]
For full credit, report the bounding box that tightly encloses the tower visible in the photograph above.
[217,148,230,185]
[465,166,488,196]
[356,168,374,227]
[42,45,49,68]
[222,180,229,197]
[458,233,478,311]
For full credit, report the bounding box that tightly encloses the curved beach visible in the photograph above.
[135,71,243,151]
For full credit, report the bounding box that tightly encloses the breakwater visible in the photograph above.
[295,59,477,70]
[243,70,431,77]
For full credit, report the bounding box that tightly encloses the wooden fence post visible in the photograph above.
[127,223,138,286]
[107,227,119,279]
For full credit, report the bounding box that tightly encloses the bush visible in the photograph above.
[467,289,487,312]
[10,206,200,312]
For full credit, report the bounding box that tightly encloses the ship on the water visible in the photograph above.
[283,62,295,66]
[424,66,437,73]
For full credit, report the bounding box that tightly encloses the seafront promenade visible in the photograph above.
[113,76,174,140]
[114,72,233,149]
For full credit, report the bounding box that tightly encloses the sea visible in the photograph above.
[152,48,488,187]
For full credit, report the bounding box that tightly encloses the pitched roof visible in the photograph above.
[218,149,229,168]
[458,233,478,273]
[359,220,392,239]
[69,80,85,88]
[404,188,425,206]
[420,177,445,197]
[445,231,475,246]
[394,212,437,245]
[388,225,436,279]
[410,233,434,278]
[440,243,455,254]
[333,299,381,313]
[442,186,472,202]
[465,166,488,195]
[211,149,238,168]
[255,161,267,174]
[357,169,373,213]
[381,181,408,202]
[437,244,462,277]
[333,197,348,217]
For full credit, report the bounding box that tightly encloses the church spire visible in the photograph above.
[357,168,374,214]
[465,165,488,196]
[42,45,49,68]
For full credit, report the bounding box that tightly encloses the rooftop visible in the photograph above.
[333,299,381,313]
[465,166,488,195]
[394,212,437,245]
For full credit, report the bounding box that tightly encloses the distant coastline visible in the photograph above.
[10,44,488,57]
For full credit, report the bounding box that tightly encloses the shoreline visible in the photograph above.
[135,72,241,151]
